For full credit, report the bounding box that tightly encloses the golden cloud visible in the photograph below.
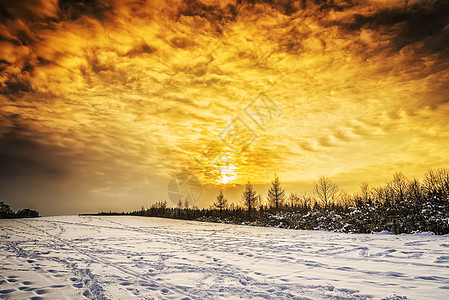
[1,0,448,214]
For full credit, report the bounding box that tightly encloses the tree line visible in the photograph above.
[0,201,39,219]
[95,168,449,234]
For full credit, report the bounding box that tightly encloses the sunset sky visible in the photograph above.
[1,0,448,215]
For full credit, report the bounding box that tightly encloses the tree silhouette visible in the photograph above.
[95,168,449,234]
[0,201,13,218]
[16,209,39,218]
[267,175,285,210]
[288,193,299,209]
[387,172,408,206]
[313,175,341,207]
[360,182,371,205]
[0,201,39,219]
[258,194,264,210]
[213,190,228,217]
[241,182,258,220]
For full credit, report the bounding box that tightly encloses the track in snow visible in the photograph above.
[1,216,449,299]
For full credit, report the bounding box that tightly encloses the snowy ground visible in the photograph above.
[0,216,448,299]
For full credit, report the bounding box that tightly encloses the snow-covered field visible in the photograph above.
[1,216,448,299]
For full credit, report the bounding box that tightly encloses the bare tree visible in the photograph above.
[423,168,449,205]
[372,185,389,206]
[313,176,342,207]
[440,169,449,196]
[267,175,285,210]
[387,172,408,205]
[340,191,354,208]
[404,0,409,12]
[423,169,442,197]
[408,177,423,205]
[360,182,372,204]
[152,201,168,209]
[288,193,300,209]
[300,192,314,210]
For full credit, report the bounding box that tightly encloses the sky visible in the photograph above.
[1,0,448,215]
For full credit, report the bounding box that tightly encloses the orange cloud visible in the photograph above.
[1,0,448,214]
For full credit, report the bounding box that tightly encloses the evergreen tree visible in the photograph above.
[213,190,228,217]
[267,175,285,210]
[241,182,258,220]
[177,199,183,217]
[258,194,264,210]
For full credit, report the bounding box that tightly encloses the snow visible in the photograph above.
[373,230,393,235]
[1,216,448,299]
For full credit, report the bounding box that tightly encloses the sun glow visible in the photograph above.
[217,165,238,185]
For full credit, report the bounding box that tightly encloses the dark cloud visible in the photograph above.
[0,61,34,100]
[174,0,356,33]
[178,0,237,21]
[336,0,449,56]
[0,69,33,100]
[2,78,31,95]
[126,42,156,57]
[58,0,112,21]
[0,119,68,183]
[0,0,58,21]
[235,0,355,15]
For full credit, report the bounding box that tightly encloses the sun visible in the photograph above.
[217,165,237,185]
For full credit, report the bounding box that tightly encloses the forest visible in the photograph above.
[98,168,449,234]
[0,201,39,219]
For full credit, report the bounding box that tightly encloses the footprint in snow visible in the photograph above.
[72,282,83,288]
[0,289,16,294]
[416,275,441,281]
[435,255,449,263]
